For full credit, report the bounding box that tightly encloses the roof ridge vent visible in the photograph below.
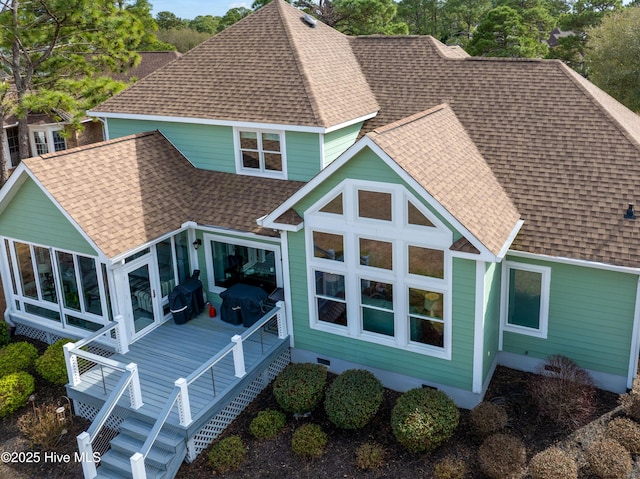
[302,13,318,27]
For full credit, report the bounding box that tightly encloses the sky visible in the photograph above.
[150,1,250,19]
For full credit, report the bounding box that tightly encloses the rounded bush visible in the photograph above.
[0,321,11,348]
[619,392,640,422]
[207,435,246,473]
[478,433,526,479]
[273,363,327,414]
[324,369,383,429]
[0,341,39,377]
[35,339,71,385]
[355,442,385,470]
[249,409,286,440]
[433,456,469,479]
[291,423,327,459]
[605,417,640,455]
[390,388,459,454]
[587,438,631,479]
[0,371,35,417]
[469,401,508,438]
[529,447,578,479]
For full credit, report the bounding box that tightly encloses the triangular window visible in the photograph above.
[407,201,434,227]
[319,193,343,215]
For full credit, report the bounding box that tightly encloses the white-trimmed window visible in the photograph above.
[235,128,285,178]
[502,261,551,338]
[29,125,67,155]
[306,180,453,359]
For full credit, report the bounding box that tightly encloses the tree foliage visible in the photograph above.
[585,6,640,112]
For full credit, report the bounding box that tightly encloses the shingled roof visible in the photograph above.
[368,105,520,257]
[350,36,640,268]
[93,1,378,129]
[24,132,304,258]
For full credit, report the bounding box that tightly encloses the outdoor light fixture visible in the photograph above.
[193,239,202,249]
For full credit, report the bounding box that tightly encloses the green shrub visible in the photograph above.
[0,321,10,348]
[324,369,383,429]
[528,447,578,479]
[605,417,640,455]
[17,401,69,449]
[434,456,469,479]
[249,409,286,440]
[0,341,39,377]
[207,435,246,473]
[0,371,35,417]
[478,433,526,479]
[355,442,385,470]
[390,388,459,454]
[529,355,595,429]
[35,339,71,385]
[587,438,631,479]
[469,401,508,439]
[273,363,327,414]
[291,423,327,459]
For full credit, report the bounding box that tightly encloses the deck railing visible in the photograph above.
[129,301,287,479]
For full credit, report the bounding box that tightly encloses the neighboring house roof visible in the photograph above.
[546,28,574,47]
[23,131,304,258]
[368,105,520,257]
[350,36,640,268]
[93,1,379,129]
[110,51,182,83]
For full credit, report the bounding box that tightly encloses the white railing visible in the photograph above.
[129,301,287,479]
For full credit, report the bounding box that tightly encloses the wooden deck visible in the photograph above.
[67,310,285,427]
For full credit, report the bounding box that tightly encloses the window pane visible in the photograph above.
[409,288,443,319]
[7,127,19,167]
[5,240,17,294]
[410,317,444,347]
[359,238,392,270]
[79,256,102,316]
[315,271,347,327]
[317,298,347,326]
[408,246,444,279]
[124,248,150,263]
[57,252,80,311]
[156,239,176,298]
[508,268,542,329]
[174,231,190,283]
[408,201,434,227]
[52,130,66,152]
[25,303,60,322]
[101,264,113,320]
[34,246,57,303]
[361,280,393,307]
[16,242,37,299]
[261,133,280,152]
[315,271,345,299]
[264,153,282,171]
[313,232,344,261]
[212,241,276,291]
[33,131,48,155]
[358,190,392,221]
[240,131,258,149]
[319,193,343,215]
[66,315,103,332]
[242,151,259,169]
[363,308,394,336]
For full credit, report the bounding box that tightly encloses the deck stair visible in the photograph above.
[96,416,186,479]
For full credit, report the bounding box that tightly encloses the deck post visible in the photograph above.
[275,301,287,339]
[114,314,129,354]
[63,343,81,386]
[231,335,246,377]
[77,432,97,479]
[130,452,147,479]
[126,363,144,409]
[175,377,193,426]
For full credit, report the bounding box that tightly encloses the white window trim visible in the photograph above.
[501,261,551,339]
[28,123,66,156]
[233,127,287,179]
[203,233,282,294]
[305,180,452,360]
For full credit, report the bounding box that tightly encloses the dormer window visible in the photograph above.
[235,128,286,179]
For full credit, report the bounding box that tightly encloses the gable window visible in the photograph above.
[29,125,67,155]
[235,128,285,178]
[306,180,452,359]
[502,262,550,338]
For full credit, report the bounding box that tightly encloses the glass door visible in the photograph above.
[126,260,159,338]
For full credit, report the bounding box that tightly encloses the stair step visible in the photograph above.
[100,449,166,479]
[95,468,130,479]
[118,417,184,452]
[110,434,178,470]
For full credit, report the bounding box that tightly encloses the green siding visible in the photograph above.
[107,119,236,173]
[0,177,96,256]
[323,122,362,167]
[286,132,321,181]
[502,257,637,376]
[483,262,501,382]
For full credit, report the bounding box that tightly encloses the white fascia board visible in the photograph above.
[0,162,30,214]
[496,220,524,260]
[256,215,303,232]
[323,112,378,133]
[18,168,109,263]
[507,249,640,275]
